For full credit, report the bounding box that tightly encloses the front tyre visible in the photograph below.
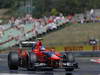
[27,52,37,70]
[8,52,19,70]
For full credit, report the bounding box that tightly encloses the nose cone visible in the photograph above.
[51,54,61,60]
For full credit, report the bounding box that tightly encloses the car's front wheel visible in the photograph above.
[8,52,19,70]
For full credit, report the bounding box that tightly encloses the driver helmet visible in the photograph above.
[40,46,45,51]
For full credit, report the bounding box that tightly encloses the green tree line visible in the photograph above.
[0,0,100,17]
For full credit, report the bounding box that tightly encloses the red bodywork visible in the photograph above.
[18,40,62,65]
[32,48,62,62]
[18,47,62,63]
[8,41,78,70]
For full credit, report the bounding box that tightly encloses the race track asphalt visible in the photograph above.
[0,54,100,75]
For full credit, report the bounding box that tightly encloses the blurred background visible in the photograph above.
[0,0,100,52]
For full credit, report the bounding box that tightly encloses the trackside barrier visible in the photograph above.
[83,46,93,51]
[92,46,100,51]
[49,45,100,52]
[64,46,83,51]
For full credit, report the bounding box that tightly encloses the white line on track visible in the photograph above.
[90,58,100,63]
[0,73,34,75]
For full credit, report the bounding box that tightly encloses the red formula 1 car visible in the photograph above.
[8,41,78,71]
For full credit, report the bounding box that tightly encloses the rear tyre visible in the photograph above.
[67,53,75,62]
[74,63,78,68]
[8,52,19,70]
[27,52,37,71]
[44,68,53,71]
[65,68,74,71]
[63,53,75,62]
[63,53,75,71]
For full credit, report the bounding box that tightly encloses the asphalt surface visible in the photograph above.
[0,54,100,75]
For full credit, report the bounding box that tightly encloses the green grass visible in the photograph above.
[42,23,100,47]
[1,23,100,52]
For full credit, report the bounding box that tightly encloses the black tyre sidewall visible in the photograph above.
[63,53,75,62]
[8,52,19,70]
[27,52,37,70]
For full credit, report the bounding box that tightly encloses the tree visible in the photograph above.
[51,8,58,16]
[1,0,100,17]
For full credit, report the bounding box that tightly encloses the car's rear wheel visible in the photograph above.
[43,67,53,71]
[63,53,75,71]
[27,52,37,70]
[63,53,75,62]
[8,52,19,70]
[65,68,74,71]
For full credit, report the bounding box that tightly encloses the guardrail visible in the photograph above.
[49,45,100,52]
